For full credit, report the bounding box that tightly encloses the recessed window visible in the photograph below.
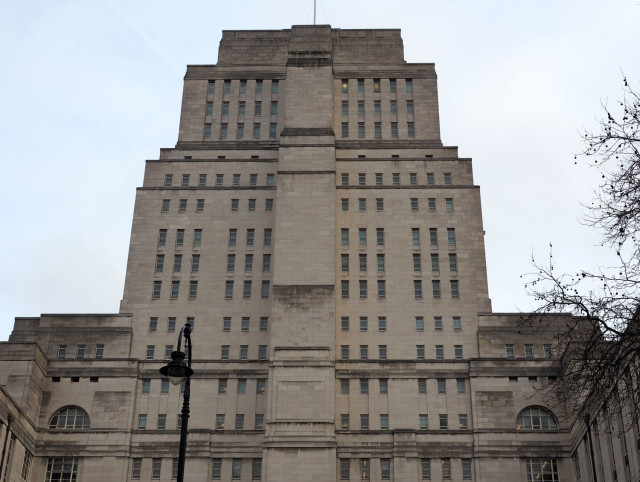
[358,100,364,116]
[374,100,381,115]
[357,79,364,93]
[225,281,234,299]
[359,280,367,299]
[360,415,369,431]
[413,253,422,272]
[419,414,428,429]
[391,122,398,138]
[439,414,448,430]
[434,316,443,331]
[444,172,452,185]
[373,79,380,92]
[428,198,436,211]
[220,123,228,139]
[269,123,277,138]
[445,198,454,211]
[454,345,463,359]
[435,345,444,360]
[222,101,229,116]
[358,122,365,138]
[418,378,426,394]
[360,345,368,360]
[358,198,366,211]
[525,344,534,358]
[437,378,446,393]
[378,345,387,360]
[264,228,272,246]
[516,407,558,430]
[432,280,441,299]
[406,78,413,93]
[506,344,515,358]
[416,345,425,359]
[341,122,348,138]
[378,316,386,331]
[447,228,456,246]
[525,458,559,482]
[429,228,438,246]
[256,80,263,94]
[411,198,419,211]
[158,229,167,246]
[414,280,422,299]
[390,79,397,93]
[341,316,349,331]
[457,379,466,394]
[161,199,170,213]
[416,316,424,332]
[204,124,211,139]
[377,254,385,272]
[431,253,439,271]
[95,344,104,359]
[49,406,90,429]
[374,122,381,138]
[271,80,279,93]
[243,280,252,299]
[390,100,397,115]
[376,198,383,211]
[207,80,215,95]
[453,317,462,331]
[451,280,460,299]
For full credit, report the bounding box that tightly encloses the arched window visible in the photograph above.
[49,406,90,430]
[516,406,558,430]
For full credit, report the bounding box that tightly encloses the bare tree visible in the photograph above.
[525,77,640,431]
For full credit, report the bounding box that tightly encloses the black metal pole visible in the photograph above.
[177,376,190,482]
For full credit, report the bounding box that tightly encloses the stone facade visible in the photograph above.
[1,25,639,482]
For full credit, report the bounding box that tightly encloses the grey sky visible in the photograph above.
[1,0,639,341]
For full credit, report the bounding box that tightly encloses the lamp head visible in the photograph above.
[159,350,193,385]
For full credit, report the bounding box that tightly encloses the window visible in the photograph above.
[444,172,452,185]
[378,316,386,331]
[340,316,349,331]
[525,458,559,482]
[358,100,365,116]
[416,345,425,359]
[406,79,413,93]
[357,79,364,93]
[381,458,390,479]
[432,280,441,299]
[246,228,255,246]
[339,414,349,430]
[359,316,368,332]
[243,280,252,299]
[374,100,381,115]
[212,458,222,479]
[457,379,466,394]
[204,123,212,138]
[379,345,387,359]
[373,79,381,92]
[360,378,369,394]
[392,173,400,185]
[236,414,245,430]
[421,459,431,479]
[429,228,438,246]
[379,378,388,394]
[164,174,173,187]
[266,173,275,186]
[271,80,279,93]
[516,407,558,430]
[340,378,349,393]
[376,228,384,245]
[207,80,215,94]
[450,280,459,298]
[426,198,436,212]
[445,198,454,211]
[132,458,142,479]
[165,345,174,359]
[360,415,369,430]
[418,378,427,393]
[46,458,78,482]
[389,100,398,116]
[222,101,230,115]
[506,344,514,358]
[341,280,349,299]
[237,123,245,139]
[225,280,234,299]
[377,254,385,272]
[376,198,384,211]
[416,316,424,332]
[435,345,444,359]
[413,253,422,271]
[161,199,170,212]
[173,254,183,273]
[341,173,349,186]
[544,344,553,358]
[441,458,451,479]
[433,316,443,331]
[172,458,179,479]
[437,378,446,393]
[227,254,236,273]
[199,173,206,187]
[218,379,227,393]
[269,123,277,138]
[252,458,262,479]
[141,379,150,394]
[525,344,534,358]
[146,345,155,359]
[374,122,381,138]
[411,198,419,211]
[359,280,367,299]
[261,253,271,272]
[360,345,368,360]
[462,459,472,479]
[358,198,366,211]
[253,123,261,138]
[170,280,180,299]
[358,122,365,138]
[391,122,398,138]
[215,174,224,186]
[191,254,200,272]
[341,254,349,272]
[255,346,267,362]
[232,459,242,479]
[255,79,263,94]
[221,346,230,360]
[223,80,231,94]
[189,281,198,299]
[195,198,204,213]
[411,228,421,246]
[74,344,85,359]
[245,254,253,272]
[49,406,90,429]
[459,414,468,430]
[176,229,184,246]
[179,199,187,212]
[414,280,422,299]
[340,459,350,480]
[261,281,270,298]
[157,414,166,430]
[138,414,147,429]
[419,414,428,429]
[264,228,272,246]
[359,228,366,246]
[240,345,248,359]
[95,344,104,359]
[257,378,266,393]
[220,123,228,139]
[158,229,167,246]
[447,228,456,246]
[341,122,348,138]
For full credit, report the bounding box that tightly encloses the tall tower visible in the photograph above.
[120,25,492,480]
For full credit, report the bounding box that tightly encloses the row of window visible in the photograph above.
[340,121,415,139]
[226,253,272,273]
[340,253,458,273]
[208,78,279,96]
[149,316,270,332]
[339,457,470,481]
[341,99,414,117]
[205,122,278,140]
[155,254,200,273]
[163,172,276,188]
[158,228,273,248]
[207,100,279,118]
[340,378,466,395]
[223,280,271,299]
[151,279,200,300]
[340,171,452,186]
[161,197,276,213]
[340,315,462,332]
[229,228,272,247]
[338,344,464,360]
[340,77,413,94]
[338,413,470,431]
[137,412,266,432]
[338,279,460,300]
[506,343,554,359]
[341,227,456,247]
[340,196,454,212]
[57,344,104,360]
[157,228,202,246]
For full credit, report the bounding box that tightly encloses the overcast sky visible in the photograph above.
[1,0,639,341]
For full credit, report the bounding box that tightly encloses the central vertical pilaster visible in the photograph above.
[263,25,337,482]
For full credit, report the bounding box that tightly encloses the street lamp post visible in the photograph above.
[159,322,193,482]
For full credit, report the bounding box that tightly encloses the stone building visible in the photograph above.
[1,25,639,481]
